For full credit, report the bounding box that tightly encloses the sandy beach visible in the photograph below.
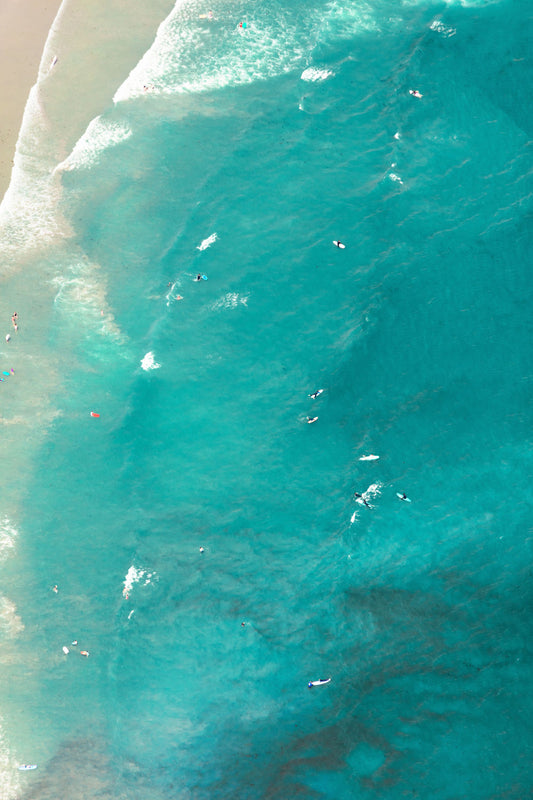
[0,0,63,201]
[0,0,177,205]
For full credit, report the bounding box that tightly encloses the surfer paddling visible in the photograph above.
[397,492,411,502]
[354,492,370,508]
[409,89,423,98]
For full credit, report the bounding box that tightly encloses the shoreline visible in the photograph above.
[0,0,178,209]
[0,0,64,203]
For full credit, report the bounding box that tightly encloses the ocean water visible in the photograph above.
[0,0,532,797]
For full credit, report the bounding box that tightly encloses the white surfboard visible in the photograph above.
[308,678,331,687]
[308,389,324,399]
[333,240,345,249]
[359,454,379,461]
[18,765,37,771]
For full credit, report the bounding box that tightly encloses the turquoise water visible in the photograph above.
[1,0,532,797]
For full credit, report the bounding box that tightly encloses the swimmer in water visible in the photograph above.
[195,275,202,281]
[354,492,370,508]
[308,389,323,399]
[409,89,423,98]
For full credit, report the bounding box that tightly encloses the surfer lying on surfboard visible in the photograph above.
[397,492,411,502]
[354,492,370,508]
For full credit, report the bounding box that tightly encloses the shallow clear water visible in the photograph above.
[0,0,532,797]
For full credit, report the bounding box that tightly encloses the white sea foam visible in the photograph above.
[51,257,126,348]
[56,117,132,172]
[300,67,334,82]
[0,718,20,798]
[0,518,17,562]
[429,19,457,37]
[323,0,378,35]
[354,482,382,509]
[122,565,156,597]
[166,281,184,307]
[197,232,217,251]
[0,597,24,637]
[210,292,249,311]
[141,351,161,371]
[114,1,378,103]
[0,84,70,266]
[0,0,76,268]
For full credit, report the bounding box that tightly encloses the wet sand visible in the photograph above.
[0,0,63,202]
[0,0,177,205]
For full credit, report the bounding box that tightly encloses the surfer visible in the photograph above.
[308,389,323,399]
[397,492,410,502]
[409,89,423,98]
[354,492,370,508]
[11,312,18,331]
[307,416,318,424]
[334,240,345,248]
